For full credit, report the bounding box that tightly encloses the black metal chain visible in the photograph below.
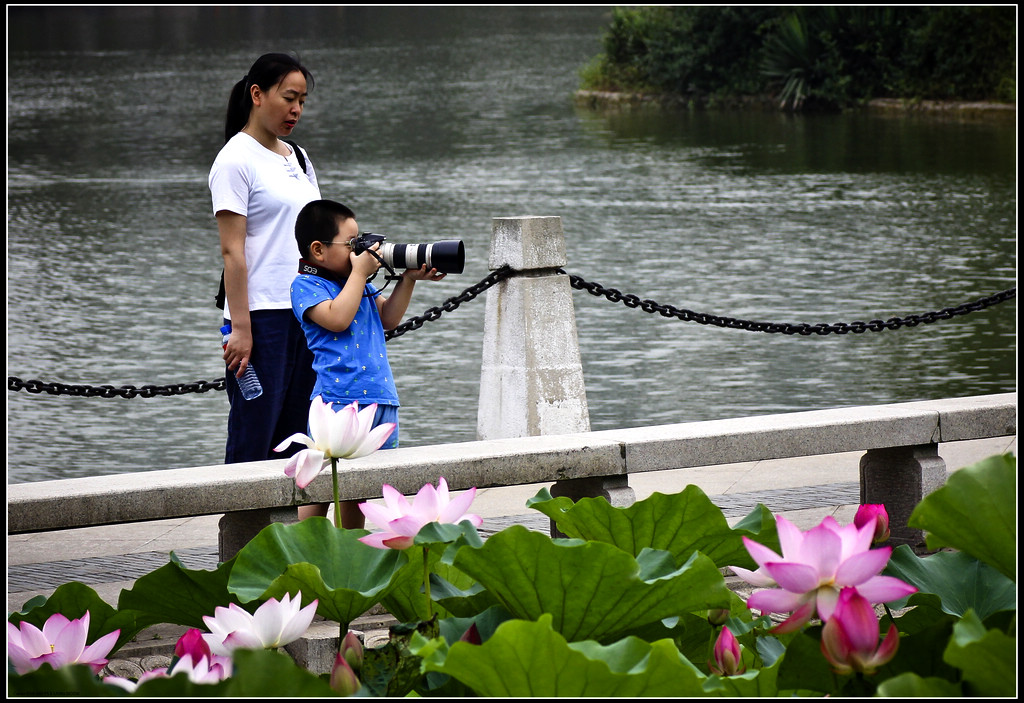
[7,266,1015,397]
[559,269,1016,336]
[7,267,517,399]
[7,377,226,399]
[385,265,515,340]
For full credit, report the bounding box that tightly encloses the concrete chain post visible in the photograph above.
[477,216,635,534]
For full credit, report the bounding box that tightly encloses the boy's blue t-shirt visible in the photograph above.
[290,273,400,406]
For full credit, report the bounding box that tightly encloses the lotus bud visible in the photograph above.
[708,626,745,676]
[854,504,891,543]
[340,631,364,673]
[459,622,482,645]
[820,587,900,675]
[330,652,362,696]
[174,628,212,662]
[706,608,730,626]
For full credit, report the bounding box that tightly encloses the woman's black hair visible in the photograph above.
[224,52,315,143]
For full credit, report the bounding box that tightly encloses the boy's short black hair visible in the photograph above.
[295,199,356,259]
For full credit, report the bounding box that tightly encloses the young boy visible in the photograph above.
[290,199,446,527]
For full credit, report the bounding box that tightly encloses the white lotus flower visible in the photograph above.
[274,397,396,489]
[201,592,317,656]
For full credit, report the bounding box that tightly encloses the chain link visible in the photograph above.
[7,266,1015,397]
[559,269,1016,336]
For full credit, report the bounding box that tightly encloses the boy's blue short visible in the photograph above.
[362,403,399,450]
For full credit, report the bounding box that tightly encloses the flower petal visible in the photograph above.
[729,565,777,587]
[798,523,842,579]
[292,450,329,489]
[769,601,817,634]
[327,402,360,457]
[437,486,477,524]
[853,575,918,604]
[410,481,441,521]
[346,422,396,459]
[359,502,402,531]
[742,536,784,570]
[80,629,120,673]
[381,484,410,514]
[763,560,822,593]
[307,396,333,447]
[834,547,892,587]
[273,432,314,454]
[746,587,809,615]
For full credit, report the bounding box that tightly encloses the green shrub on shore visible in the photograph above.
[580,6,1016,109]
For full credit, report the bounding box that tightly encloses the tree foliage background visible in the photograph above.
[580,6,1016,109]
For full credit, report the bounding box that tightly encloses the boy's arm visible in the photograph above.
[378,265,446,330]
[305,275,371,333]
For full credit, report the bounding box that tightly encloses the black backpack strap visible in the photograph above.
[284,139,307,174]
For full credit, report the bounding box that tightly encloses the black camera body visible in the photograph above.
[351,232,465,275]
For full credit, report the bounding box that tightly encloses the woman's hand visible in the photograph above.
[223,326,254,377]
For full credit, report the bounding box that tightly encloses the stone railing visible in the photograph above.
[7,392,1016,558]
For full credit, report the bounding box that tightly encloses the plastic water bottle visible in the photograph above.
[220,324,263,401]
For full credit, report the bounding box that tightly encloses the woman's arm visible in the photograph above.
[217,210,252,376]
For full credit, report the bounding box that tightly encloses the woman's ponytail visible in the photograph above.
[224,77,253,143]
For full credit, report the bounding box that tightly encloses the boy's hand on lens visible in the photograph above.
[404,264,446,281]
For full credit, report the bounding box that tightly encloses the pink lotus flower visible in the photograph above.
[202,592,318,655]
[820,587,900,675]
[103,628,231,691]
[359,477,483,549]
[7,611,120,675]
[731,515,916,633]
[708,626,745,676]
[853,504,891,543]
[275,397,396,489]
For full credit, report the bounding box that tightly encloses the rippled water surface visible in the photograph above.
[7,7,1016,483]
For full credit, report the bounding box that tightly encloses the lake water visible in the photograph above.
[6,7,1016,483]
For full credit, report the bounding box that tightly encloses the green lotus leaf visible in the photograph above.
[943,609,1016,698]
[884,545,1016,620]
[117,552,240,631]
[526,485,779,569]
[227,517,407,626]
[453,525,730,643]
[702,656,782,697]
[413,613,709,697]
[775,629,836,695]
[875,672,964,697]
[429,571,502,618]
[908,453,1015,580]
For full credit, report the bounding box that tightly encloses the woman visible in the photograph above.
[209,53,321,463]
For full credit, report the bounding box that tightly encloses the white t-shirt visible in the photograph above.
[209,132,321,318]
